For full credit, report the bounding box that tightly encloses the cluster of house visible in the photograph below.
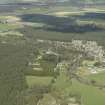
[37,39,105,62]
[71,40,105,62]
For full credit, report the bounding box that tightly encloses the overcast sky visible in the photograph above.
[0,0,71,4]
[1,0,103,4]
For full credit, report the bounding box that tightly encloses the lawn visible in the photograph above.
[69,79,105,105]
[0,23,20,31]
[87,72,105,83]
[26,76,53,88]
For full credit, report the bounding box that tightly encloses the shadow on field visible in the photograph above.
[73,12,105,20]
[19,13,104,33]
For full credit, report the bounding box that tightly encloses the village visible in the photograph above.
[35,39,105,75]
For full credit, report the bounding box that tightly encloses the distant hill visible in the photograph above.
[67,0,105,4]
[0,0,38,4]
[0,0,105,4]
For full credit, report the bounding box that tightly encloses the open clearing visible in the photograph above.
[26,76,53,88]
[70,79,105,105]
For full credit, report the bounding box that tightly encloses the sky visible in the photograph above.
[0,0,105,4]
[0,0,70,4]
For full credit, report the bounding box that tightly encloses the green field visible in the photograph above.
[26,76,53,88]
[88,72,105,83]
[0,23,20,31]
[69,79,105,105]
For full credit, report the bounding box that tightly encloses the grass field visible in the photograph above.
[70,79,105,105]
[26,76,53,88]
[0,23,21,32]
[88,72,105,83]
